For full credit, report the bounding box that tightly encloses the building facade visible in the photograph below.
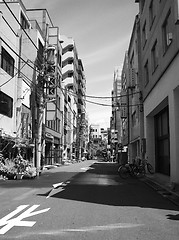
[135,0,179,184]
[0,0,87,168]
[62,35,87,161]
[0,0,44,164]
[120,15,144,162]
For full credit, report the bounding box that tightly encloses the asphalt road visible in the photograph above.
[0,160,179,240]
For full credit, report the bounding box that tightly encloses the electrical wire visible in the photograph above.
[62,86,142,108]
[0,62,26,88]
[0,37,40,74]
[84,91,141,99]
[2,0,39,51]
[0,1,77,133]
[0,1,142,127]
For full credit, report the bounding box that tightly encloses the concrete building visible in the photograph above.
[110,67,122,158]
[0,0,44,163]
[88,124,101,157]
[135,0,179,185]
[0,0,87,167]
[61,36,79,161]
[77,59,87,159]
[120,15,144,162]
[25,8,64,166]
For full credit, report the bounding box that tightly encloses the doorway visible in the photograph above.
[155,106,170,175]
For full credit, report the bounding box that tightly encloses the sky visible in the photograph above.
[23,0,139,129]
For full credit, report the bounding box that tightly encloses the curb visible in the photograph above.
[141,177,179,207]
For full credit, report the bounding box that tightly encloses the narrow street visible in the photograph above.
[0,160,179,240]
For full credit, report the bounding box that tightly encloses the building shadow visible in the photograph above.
[39,162,179,211]
[166,214,179,220]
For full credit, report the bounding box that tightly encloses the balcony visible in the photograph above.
[63,77,74,86]
[62,64,74,75]
[62,51,74,62]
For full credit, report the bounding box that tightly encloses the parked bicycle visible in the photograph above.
[118,162,145,179]
[136,157,154,174]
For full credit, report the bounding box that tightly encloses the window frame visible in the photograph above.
[0,91,13,118]
[1,47,15,77]
[162,9,173,54]
[142,21,147,48]
[144,60,149,86]
[151,40,158,73]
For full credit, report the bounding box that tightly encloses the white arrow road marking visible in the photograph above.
[0,205,50,234]
[80,167,94,171]
[52,182,64,189]
[46,181,68,199]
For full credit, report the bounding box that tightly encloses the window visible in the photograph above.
[144,60,149,86]
[142,21,147,47]
[0,91,13,118]
[162,9,173,53]
[1,47,15,77]
[149,0,155,28]
[20,12,30,29]
[132,111,136,127]
[151,40,158,72]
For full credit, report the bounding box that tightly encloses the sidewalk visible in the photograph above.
[141,173,179,207]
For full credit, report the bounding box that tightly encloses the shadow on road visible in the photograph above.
[166,214,179,220]
[1,161,179,212]
[45,162,179,211]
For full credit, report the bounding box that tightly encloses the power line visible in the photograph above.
[84,90,141,99]
[0,37,40,74]
[2,0,39,51]
[0,62,26,88]
[62,87,142,107]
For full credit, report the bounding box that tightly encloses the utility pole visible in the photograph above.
[36,73,45,173]
[36,44,56,173]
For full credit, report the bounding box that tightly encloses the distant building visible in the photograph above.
[110,66,122,155]
[61,36,87,161]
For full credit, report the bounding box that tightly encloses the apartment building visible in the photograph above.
[0,0,44,163]
[1,0,89,168]
[61,35,79,160]
[120,14,144,162]
[25,8,64,166]
[77,59,87,159]
[135,0,179,184]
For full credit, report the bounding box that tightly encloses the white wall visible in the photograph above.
[144,54,179,183]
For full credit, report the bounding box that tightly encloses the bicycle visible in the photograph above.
[136,157,154,174]
[118,162,145,179]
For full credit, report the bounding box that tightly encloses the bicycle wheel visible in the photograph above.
[147,163,154,174]
[133,166,145,178]
[118,166,129,179]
